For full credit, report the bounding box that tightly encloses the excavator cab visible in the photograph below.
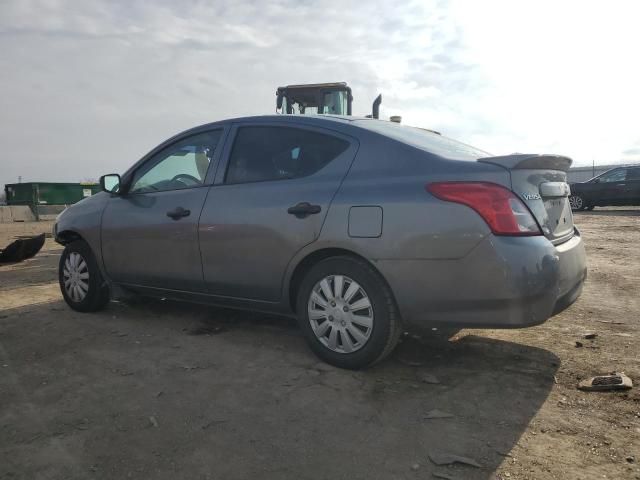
[276,82,353,116]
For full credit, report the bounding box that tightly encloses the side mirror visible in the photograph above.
[593,178,600,184]
[100,174,121,194]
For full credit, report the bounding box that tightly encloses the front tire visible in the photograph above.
[59,240,110,312]
[569,194,585,211]
[296,256,402,369]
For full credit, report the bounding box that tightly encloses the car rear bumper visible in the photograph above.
[376,231,587,329]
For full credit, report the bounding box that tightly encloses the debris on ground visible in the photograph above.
[626,456,635,463]
[201,419,227,430]
[575,341,583,348]
[583,332,597,339]
[420,373,440,384]
[312,362,335,372]
[429,452,481,468]
[188,324,227,335]
[149,416,159,428]
[577,372,632,392]
[398,358,424,367]
[432,472,456,480]
[181,365,205,371]
[410,463,420,471]
[424,409,455,419]
[0,233,45,264]
[495,449,513,457]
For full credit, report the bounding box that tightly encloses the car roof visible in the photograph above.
[169,114,488,162]
[189,114,390,129]
[173,114,391,142]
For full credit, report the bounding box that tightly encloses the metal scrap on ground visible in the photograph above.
[0,233,45,264]
[578,372,633,391]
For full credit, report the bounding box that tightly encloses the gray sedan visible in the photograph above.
[54,115,587,369]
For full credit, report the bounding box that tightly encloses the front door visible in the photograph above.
[101,128,224,291]
[596,167,627,205]
[198,123,358,302]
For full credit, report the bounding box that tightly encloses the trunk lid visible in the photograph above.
[478,154,574,244]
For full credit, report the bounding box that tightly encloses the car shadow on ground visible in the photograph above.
[1,294,559,480]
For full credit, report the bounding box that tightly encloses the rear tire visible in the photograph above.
[59,240,110,312]
[296,256,402,369]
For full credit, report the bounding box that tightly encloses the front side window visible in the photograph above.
[130,130,222,193]
[225,126,349,184]
[598,168,626,183]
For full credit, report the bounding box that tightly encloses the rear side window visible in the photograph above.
[627,168,640,180]
[225,126,349,184]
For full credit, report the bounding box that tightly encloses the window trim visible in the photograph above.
[215,122,355,187]
[597,167,626,183]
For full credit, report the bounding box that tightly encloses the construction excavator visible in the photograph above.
[276,82,383,120]
[275,82,444,136]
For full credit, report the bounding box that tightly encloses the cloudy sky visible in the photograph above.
[1,0,639,188]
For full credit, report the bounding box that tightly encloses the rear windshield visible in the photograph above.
[354,119,491,161]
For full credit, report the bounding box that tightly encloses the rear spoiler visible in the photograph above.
[478,154,572,172]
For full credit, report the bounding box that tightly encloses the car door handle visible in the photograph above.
[166,207,191,220]
[287,202,321,218]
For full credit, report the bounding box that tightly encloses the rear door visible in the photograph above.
[199,122,358,302]
[101,128,225,291]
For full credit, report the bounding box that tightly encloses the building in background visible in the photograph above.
[4,182,100,220]
[568,163,640,183]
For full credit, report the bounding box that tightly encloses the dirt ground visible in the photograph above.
[1,210,639,480]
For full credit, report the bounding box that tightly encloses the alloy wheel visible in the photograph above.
[307,275,374,354]
[569,195,583,210]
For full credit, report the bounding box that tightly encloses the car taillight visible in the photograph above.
[426,182,542,236]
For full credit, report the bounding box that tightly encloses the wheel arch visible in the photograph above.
[55,228,110,283]
[287,247,395,313]
[56,228,84,245]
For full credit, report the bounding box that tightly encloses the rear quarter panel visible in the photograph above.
[316,131,512,261]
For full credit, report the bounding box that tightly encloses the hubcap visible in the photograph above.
[569,195,583,210]
[307,275,374,354]
[63,252,89,302]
